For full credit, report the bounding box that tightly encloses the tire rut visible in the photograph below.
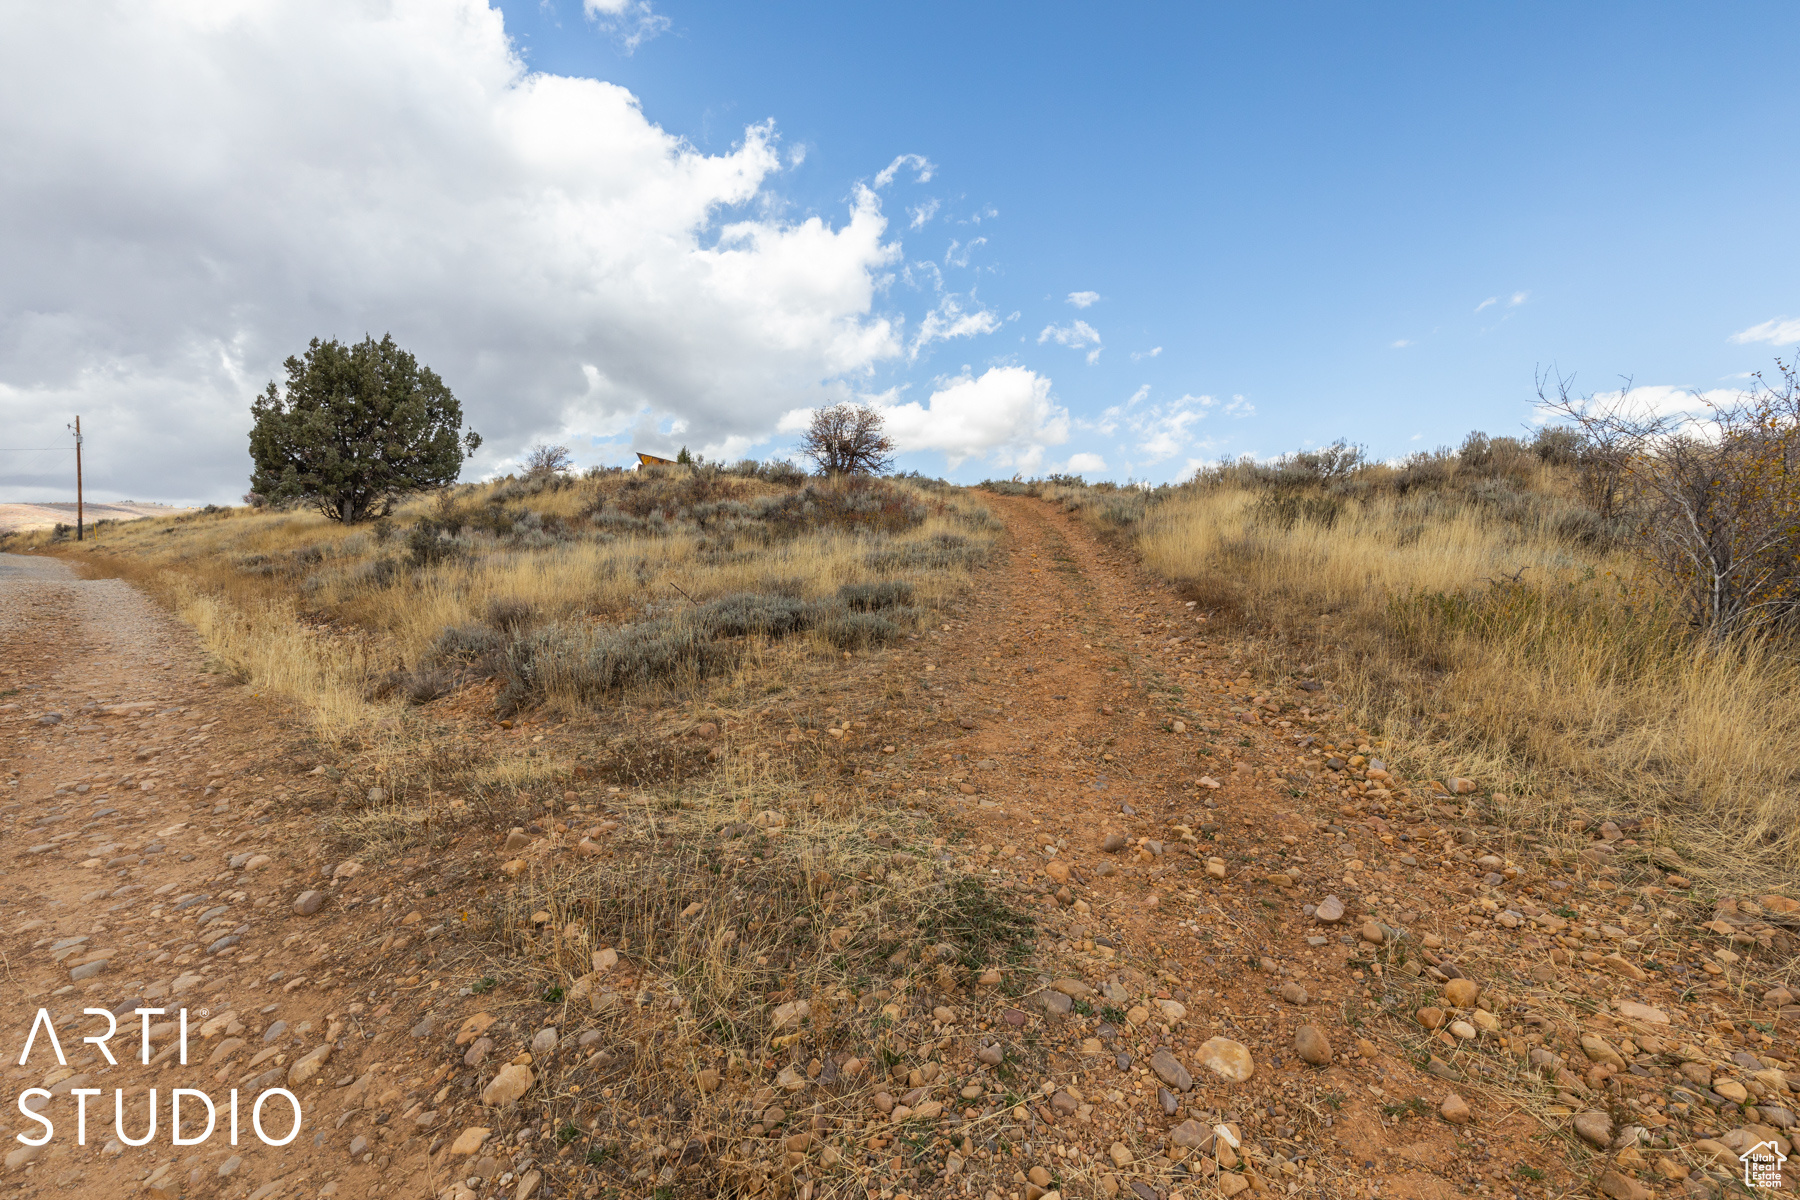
[904,497,1568,1199]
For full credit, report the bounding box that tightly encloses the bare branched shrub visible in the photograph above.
[798,403,895,475]
[1539,358,1800,637]
[524,442,574,476]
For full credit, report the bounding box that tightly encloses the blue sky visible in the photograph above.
[3,0,1798,500]
[496,0,1800,478]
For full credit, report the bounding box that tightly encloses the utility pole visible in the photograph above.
[70,416,83,541]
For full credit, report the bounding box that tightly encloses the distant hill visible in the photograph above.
[0,500,194,534]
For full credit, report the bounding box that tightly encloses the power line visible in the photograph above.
[0,447,74,452]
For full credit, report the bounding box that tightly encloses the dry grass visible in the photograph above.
[409,739,1036,1197]
[1021,473,1800,892]
[494,752,1008,1049]
[170,579,404,741]
[5,467,997,739]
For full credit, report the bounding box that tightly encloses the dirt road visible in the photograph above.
[908,496,1528,1199]
[900,495,1796,1200]
[0,553,436,1200]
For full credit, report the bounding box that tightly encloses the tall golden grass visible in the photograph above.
[1129,482,1800,889]
[170,579,401,741]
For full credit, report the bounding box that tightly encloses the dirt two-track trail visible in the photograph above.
[2,500,1783,1200]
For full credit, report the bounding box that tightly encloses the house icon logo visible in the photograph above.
[1741,1140,1786,1189]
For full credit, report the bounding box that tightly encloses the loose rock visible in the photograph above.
[1596,1170,1651,1200]
[1169,1119,1214,1151]
[1573,1111,1613,1148]
[1615,1000,1670,1024]
[1294,1025,1332,1066]
[287,1043,332,1087]
[481,1064,534,1108]
[1442,978,1480,1007]
[771,999,810,1032]
[1196,1037,1255,1083]
[1149,1048,1192,1091]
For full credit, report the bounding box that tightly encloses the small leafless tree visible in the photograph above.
[1538,359,1800,638]
[798,403,894,476]
[524,442,574,476]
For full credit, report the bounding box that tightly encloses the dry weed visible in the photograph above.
[453,746,1038,1194]
[1067,482,1800,891]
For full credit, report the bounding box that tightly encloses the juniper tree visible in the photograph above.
[248,334,481,523]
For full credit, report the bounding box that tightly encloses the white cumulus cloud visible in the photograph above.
[0,0,908,502]
[1038,320,1102,365]
[582,0,669,52]
[874,153,935,189]
[878,367,1069,471]
[1731,317,1800,346]
[909,295,1001,360]
[1539,385,1740,426]
[1093,389,1215,463]
[1066,291,1100,308]
[1062,452,1107,473]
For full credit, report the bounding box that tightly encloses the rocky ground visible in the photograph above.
[2,495,1797,1200]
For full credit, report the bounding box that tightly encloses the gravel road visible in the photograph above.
[0,552,437,1198]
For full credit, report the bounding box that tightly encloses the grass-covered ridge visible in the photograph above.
[6,464,998,736]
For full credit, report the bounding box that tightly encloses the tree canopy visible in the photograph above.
[248,334,481,523]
